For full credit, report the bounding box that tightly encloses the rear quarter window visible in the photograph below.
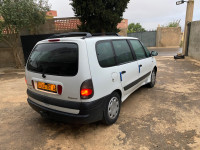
[27,43,78,76]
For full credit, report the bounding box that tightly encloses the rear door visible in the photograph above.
[26,41,91,102]
[112,40,139,96]
[129,40,153,84]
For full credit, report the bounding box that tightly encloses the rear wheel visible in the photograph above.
[102,92,121,125]
[148,69,156,88]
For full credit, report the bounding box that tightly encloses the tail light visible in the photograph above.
[81,89,93,96]
[57,85,62,95]
[80,79,94,99]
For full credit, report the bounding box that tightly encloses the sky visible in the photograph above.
[48,0,200,30]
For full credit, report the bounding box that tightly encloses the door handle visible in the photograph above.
[139,65,142,73]
[121,71,126,74]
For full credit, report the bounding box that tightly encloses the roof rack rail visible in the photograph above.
[91,33,120,37]
[48,32,120,39]
[48,32,92,39]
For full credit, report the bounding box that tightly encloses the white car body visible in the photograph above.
[26,33,157,124]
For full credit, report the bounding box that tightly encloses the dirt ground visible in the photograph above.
[0,56,200,150]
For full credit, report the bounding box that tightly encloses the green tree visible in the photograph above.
[128,23,146,33]
[0,0,49,68]
[70,0,130,33]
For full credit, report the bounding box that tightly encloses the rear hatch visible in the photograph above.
[26,40,91,102]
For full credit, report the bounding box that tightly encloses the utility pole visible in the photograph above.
[180,0,194,55]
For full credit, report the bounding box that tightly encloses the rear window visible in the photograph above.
[27,43,78,76]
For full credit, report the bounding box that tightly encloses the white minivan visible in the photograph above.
[25,32,158,125]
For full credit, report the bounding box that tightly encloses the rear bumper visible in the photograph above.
[27,90,109,124]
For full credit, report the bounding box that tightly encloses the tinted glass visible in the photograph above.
[27,43,78,76]
[143,45,151,57]
[96,41,116,67]
[130,40,147,60]
[112,40,133,64]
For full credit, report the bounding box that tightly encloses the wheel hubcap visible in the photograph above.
[108,97,119,119]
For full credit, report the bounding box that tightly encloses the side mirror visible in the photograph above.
[151,51,158,56]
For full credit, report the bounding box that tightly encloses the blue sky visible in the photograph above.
[48,0,200,30]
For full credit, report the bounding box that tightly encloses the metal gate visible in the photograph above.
[21,34,53,63]
[128,31,156,47]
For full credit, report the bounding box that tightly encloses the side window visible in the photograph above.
[112,40,134,64]
[129,40,147,60]
[96,41,116,67]
[142,44,151,57]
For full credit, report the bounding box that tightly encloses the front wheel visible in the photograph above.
[102,92,121,125]
[148,69,156,88]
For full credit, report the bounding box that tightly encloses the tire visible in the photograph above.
[148,69,156,88]
[102,92,121,125]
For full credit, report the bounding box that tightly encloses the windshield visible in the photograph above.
[27,43,78,76]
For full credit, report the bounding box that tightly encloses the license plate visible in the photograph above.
[37,82,57,93]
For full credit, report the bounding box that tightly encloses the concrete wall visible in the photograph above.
[0,34,25,68]
[188,21,200,61]
[20,19,56,35]
[1,18,79,68]
[156,27,181,47]
[0,40,15,68]
[118,28,128,36]
[0,48,16,68]
[117,19,128,29]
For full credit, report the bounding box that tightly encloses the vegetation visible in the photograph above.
[164,20,181,27]
[0,0,49,68]
[70,0,130,33]
[127,23,146,33]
